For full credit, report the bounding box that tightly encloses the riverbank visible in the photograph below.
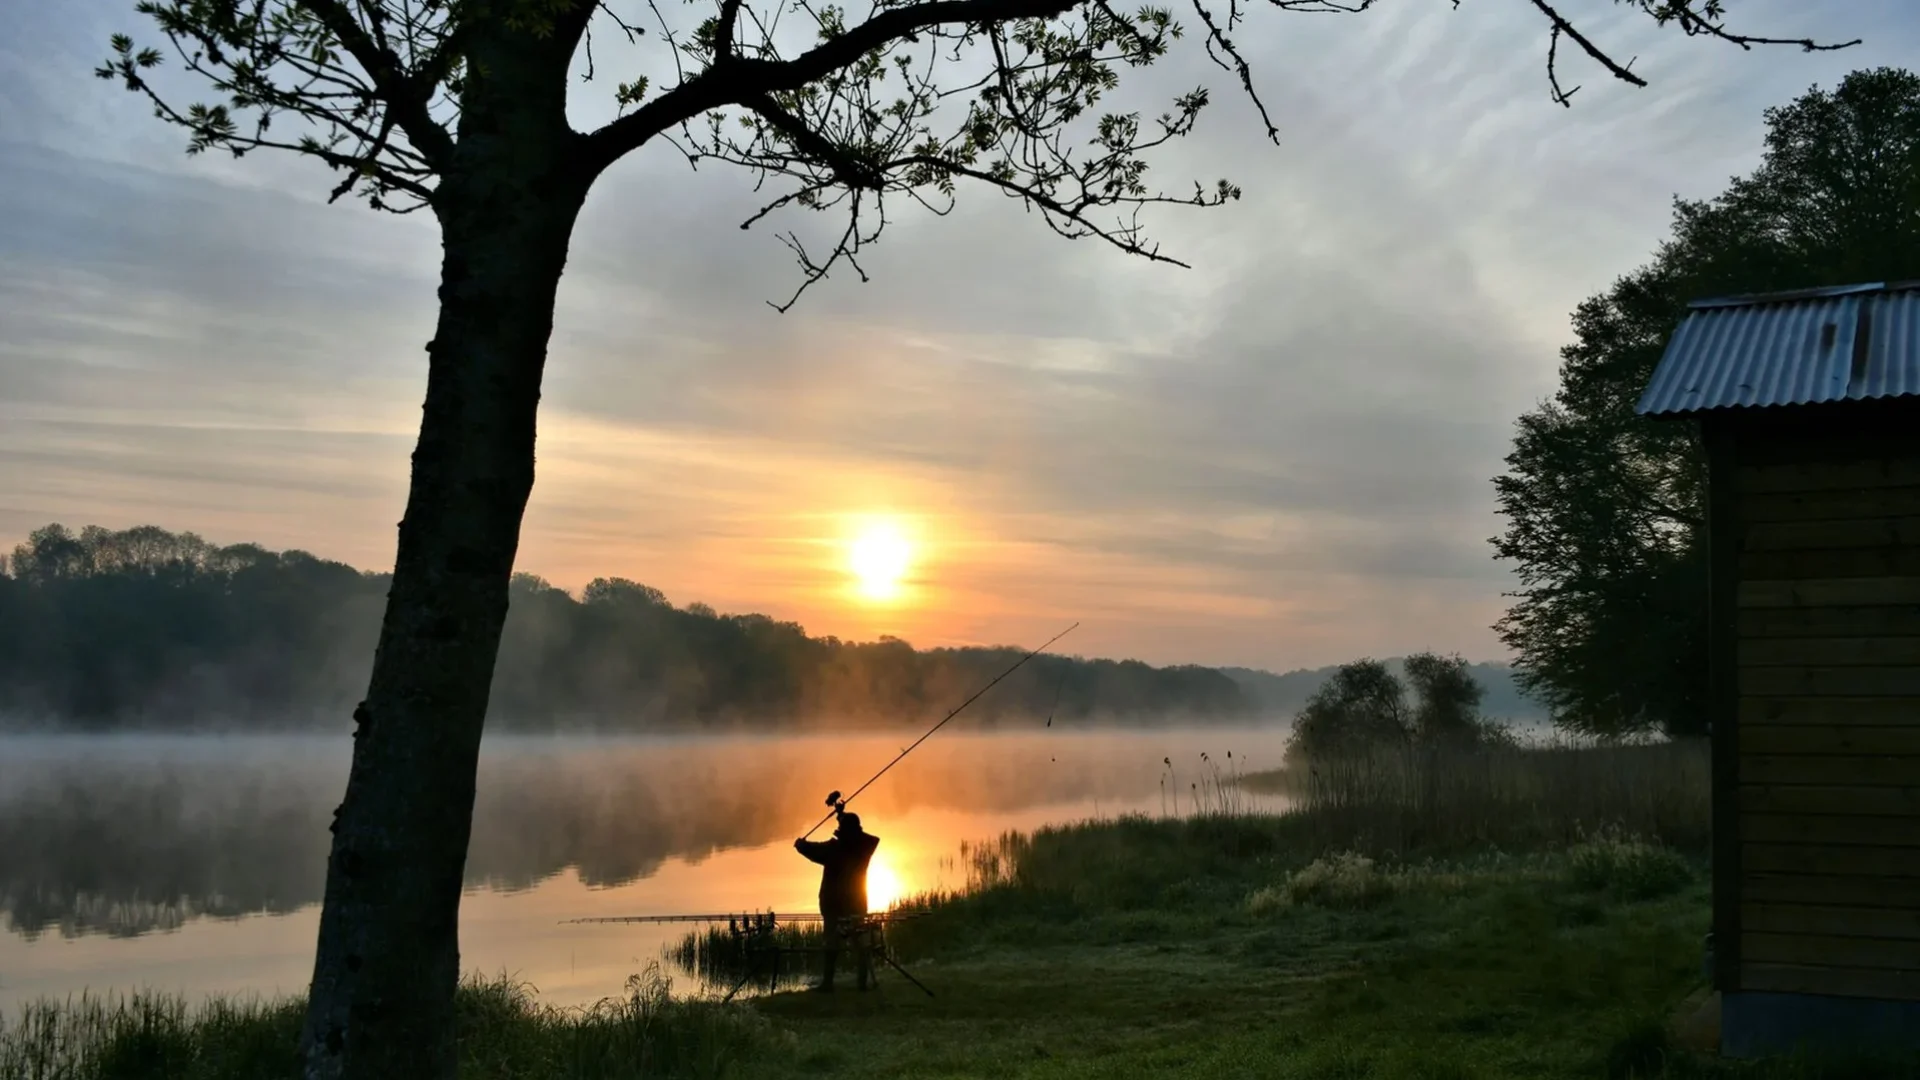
[4,742,1912,1079]
[751,820,1912,1080]
[7,828,1908,1079]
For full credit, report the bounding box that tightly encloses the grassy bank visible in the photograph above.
[5,743,1912,1079]
[0,965,772,1080]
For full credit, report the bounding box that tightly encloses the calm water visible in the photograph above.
[0,726,1291,1013]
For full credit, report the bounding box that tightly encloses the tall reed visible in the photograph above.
[1249,738,1710,854]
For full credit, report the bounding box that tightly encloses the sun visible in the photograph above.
[864,854,905,911]
[846,519,913,602]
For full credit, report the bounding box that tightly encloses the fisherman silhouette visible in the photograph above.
[793,808,881,991]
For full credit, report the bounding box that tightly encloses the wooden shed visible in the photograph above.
[1637,281,1920,1058]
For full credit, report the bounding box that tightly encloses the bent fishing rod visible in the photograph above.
[801,620,1080,841]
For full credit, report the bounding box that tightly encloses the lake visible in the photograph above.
[0,725,1292,1014]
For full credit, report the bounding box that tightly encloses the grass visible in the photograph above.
[0,966,774,1080]
[6,741,1915,1079]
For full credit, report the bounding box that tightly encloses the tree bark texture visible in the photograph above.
[299,29,591,1080]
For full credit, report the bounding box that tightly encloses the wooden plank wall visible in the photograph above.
[1732,434,1920,1002]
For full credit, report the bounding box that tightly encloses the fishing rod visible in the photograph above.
[564,913,826,925]
[1044,661,1069,729]
[801,620,1080,840]
[561,911,928,926]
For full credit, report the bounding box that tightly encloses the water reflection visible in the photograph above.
[0,727,1290,1010]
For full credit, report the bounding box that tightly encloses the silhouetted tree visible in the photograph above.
[1284,652,1509,763]
[93,0,1856,1072]
[1492,67,1920,739]
[1402,651,1486,745]
[1285,658,1410,763]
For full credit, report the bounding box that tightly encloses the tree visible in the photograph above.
[1286,656,1409,763]
[1284,652,1505,763]
[1492,66,1920,740]
[94,1,1855,1074]
[1402,651,1487,745]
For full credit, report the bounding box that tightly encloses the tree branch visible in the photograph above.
[1634,490,1703,530]
[742,93,882,188]
[1527,0,1860,109]
[291,0,456,165]
[579,0,1079,173]
[715,0,746,59]
[1190,0,1278,144]
[895,153,1200,267]
[1652,0,1862,54]
[1527,0,1645,94]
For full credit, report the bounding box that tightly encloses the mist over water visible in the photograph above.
[0,724,1292,1011]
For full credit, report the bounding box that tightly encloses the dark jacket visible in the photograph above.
[795,830,881,916]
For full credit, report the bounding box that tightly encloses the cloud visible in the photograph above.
[2,0,1917,670]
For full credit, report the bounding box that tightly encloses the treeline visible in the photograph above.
[0,524,1252,730]
[1492,66,1920,738]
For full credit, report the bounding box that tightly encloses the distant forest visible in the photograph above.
[0,524,1256,731]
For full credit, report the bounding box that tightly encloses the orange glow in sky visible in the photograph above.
[7,395,1513,669]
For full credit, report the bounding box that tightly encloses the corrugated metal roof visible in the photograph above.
[1635,281,1920,417]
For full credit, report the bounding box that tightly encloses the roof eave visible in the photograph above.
[1686,279,1920,310]
[1634,391,1920,421]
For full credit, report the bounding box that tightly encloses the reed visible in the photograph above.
[1239,737,1711,854]
[1159,749,1252,817]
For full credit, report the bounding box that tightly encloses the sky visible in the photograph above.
[1,1,1917,673]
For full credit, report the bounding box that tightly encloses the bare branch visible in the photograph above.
[1544,22,1579,107]
[1190,0,1278,144]
[1640,0,1861,54]
[767,201,879,312]
[1527,0,1644,97]
[1528,0,1860,109]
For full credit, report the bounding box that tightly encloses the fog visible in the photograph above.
[0,725,1292,945]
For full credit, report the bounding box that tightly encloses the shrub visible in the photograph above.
[1250,853,1400,913]
[1566,829,1693,901]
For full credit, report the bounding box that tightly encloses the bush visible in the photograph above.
[1566,829,1693,901]
[1249,853,1399,913]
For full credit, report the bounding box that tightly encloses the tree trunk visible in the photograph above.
[298,79,590,1077]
